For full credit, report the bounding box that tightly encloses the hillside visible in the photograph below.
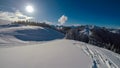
[0,24,64,47]
[0,24,120,68]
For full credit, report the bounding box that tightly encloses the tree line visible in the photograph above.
[12,20,51,28]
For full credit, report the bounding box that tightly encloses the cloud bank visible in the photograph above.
[58,15,68,25]
[0,10,33,22]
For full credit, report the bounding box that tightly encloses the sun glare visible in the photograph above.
[26,5,34,13]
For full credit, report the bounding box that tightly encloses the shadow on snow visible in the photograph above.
[14,28,64,41]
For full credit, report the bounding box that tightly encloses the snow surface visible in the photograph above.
[0,24,120,68]
[0,25,64,47]
[0,40,92,68]
[0,39,120,68]
[79,42,120,68]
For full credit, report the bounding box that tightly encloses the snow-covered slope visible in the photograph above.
[0,39,120,68]
[0,24,120,68]
[0,24,64,47]
[80,42,120,68]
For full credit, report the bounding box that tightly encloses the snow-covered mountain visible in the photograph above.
[66,25,120,54]
[0,24,120,68]
[109,29,120,34]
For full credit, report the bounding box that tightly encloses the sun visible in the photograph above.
[26,5,34,13]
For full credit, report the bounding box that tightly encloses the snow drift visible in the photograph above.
[0,24,64,47]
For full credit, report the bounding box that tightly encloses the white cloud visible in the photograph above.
[58,15,68,25]
[0,10,33,22]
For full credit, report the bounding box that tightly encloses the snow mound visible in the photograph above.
[0,24,64,47]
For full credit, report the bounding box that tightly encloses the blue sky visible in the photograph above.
[0,0,120,28]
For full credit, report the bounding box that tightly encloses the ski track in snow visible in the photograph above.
[75,42,119,68]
